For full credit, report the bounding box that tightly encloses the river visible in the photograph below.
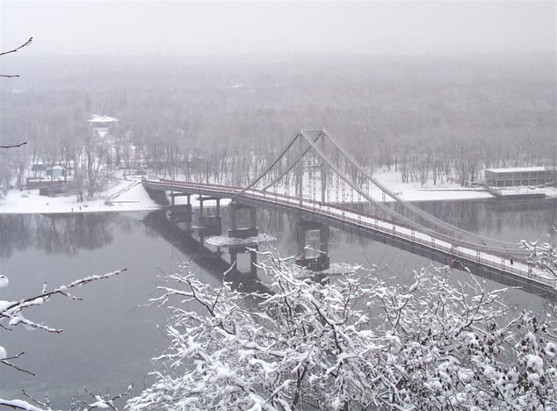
[0,198,555,407]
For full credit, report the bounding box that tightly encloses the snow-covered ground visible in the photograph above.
[371,169,494,202]
[327,168,556,202]
[0,177,161,214]
[495,186,557,198]
[1,168,555,215]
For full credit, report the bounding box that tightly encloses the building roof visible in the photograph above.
[485,166,547,174]
[88,114,118,123]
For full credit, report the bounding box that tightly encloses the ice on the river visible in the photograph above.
[205,234,276,248]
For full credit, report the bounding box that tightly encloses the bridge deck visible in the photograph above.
[143,179,557,299]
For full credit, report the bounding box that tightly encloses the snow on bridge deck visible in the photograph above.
[142,179,557,299]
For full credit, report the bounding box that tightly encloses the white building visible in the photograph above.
[88,114,118,139]
[485,167,554,187]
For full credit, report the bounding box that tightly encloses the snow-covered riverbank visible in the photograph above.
[0,178,161,214]
[1,169,555,215]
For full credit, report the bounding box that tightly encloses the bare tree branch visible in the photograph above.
[0,37,33,57]
[21,390,50,409]
[0,37,33,79]
[0,352,35,376]
[0,142,27,149]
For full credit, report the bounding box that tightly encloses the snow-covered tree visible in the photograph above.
[0,269,127,411]
[128,253,557,411]
[522,233,557,279]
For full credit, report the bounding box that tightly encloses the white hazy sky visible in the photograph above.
[1,1,555,56]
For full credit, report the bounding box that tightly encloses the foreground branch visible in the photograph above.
[0,37,33,57]
[0,142,28,149]
[0,37,33,78]
[0,397,48,411]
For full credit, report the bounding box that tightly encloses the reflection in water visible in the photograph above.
[0,213,146,257]
[0,212,173,408]
[143,210,266,293]
[0,214,31,257]
[352,198,556,244]
[414,199,556,241]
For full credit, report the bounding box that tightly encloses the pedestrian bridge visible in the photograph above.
[142,129,557,300]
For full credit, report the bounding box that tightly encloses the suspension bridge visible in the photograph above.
[143,129,557,300]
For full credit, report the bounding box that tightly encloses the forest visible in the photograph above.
[0,52,555,194]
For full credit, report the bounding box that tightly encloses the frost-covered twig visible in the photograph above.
[80,384,133,410]
[0,397,51,411]
[0,269,128,409]
[1,269,127,333]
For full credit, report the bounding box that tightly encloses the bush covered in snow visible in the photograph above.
[522,234,557,279]
[3,236,557,410]
[128,253,557,411]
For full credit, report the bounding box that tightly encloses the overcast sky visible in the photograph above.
[1,1,555,56]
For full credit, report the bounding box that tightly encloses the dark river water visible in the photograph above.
[0,198,555,407]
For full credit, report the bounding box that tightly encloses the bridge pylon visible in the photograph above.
[237,128,525,258]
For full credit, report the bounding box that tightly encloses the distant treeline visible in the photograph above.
[1,53,555,193]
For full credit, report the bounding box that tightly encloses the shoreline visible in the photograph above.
[1,175,555,215]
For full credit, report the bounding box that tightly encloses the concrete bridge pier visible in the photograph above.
[168,193,193,228]
[228,202,258,239]
[295,219,330,271]
[229,245,258,277]
[198,196,222,238]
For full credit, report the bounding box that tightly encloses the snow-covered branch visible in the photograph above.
[0,269,127,409]
[0,269,127,335]
[128,254,557,410]
[0,398,50,411]
[522,234,557,279]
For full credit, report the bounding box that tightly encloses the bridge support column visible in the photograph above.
[228,202,258,239]
[169,193,193,228]
[229,245,258,277]
[198,196,222,237]
[227,202,259,277]
[295,219,330,271]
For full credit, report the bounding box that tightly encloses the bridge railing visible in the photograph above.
[243,189,557,289]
